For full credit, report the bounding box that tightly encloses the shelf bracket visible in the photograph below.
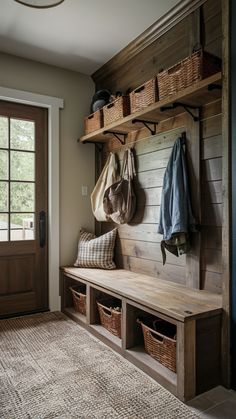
[104,130,128,145]
[83,141,103,152]
[208,83,222,91]
[160,102,200,122]
[132,119,158,135]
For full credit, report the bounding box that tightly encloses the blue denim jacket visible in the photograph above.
[158,137,196,241]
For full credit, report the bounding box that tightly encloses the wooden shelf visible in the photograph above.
[79,72,222,144]
[90,324,122,349]
[63,307,86,325]
[127,345,177,389]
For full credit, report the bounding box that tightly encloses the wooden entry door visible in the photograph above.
[0,100,48,317]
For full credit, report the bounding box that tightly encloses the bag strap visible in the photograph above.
[121,149,136,180]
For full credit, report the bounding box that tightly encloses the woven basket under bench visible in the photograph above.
[70,285,86,315]
[138,318,177,373]
[97,298,122,338]
[157,49,221,100]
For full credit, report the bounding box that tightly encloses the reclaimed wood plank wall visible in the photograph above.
[94,0,222,292]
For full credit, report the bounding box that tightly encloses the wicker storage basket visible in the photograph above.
[70,285,86,315]
[157,49,221,100]
[138,318,177,372]
[97,298,122,338]
[103,96,130,126]
[130,77,158,113]
[84,109,103,134]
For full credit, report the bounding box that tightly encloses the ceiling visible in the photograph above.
[0,0,180,75]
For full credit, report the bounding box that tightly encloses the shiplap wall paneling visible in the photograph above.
[100,117,193,287]
[200,100,222,294]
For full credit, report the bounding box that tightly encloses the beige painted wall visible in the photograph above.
[0,52,95,265]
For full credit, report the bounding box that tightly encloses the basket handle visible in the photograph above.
[148,329,164,344]
[88,114,94,119]
[168,62,182,74]
[107,102,114,109]
[69,287,81,298]
[134,85,145,94]
[100,305,112,317]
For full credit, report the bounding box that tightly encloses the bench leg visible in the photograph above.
[177,319,196,401]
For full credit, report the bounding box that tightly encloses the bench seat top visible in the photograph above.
[61,267,222,322]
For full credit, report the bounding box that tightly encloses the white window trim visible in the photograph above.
[0,86,64,311]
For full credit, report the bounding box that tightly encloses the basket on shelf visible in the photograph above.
[157,49,222,100]
[103,95,130,126]
[84,109,103,134]
[97,298,122,338]
[130,77,158,114]
[70,285,86,315]
[138,318,177,372]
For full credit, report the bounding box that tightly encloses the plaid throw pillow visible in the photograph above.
[74,228,117,269]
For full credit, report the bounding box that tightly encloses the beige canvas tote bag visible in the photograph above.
[91,152,119,222]
[103,148,136,224]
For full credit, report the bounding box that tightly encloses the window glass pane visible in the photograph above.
[0,182,8,212]
[10,151,34,181]
[10,119,35,151]
[10,182,34,212]
[0,117,8,148]
[0,150,8,180]
[10,213,35,241]
[0,214,8,242]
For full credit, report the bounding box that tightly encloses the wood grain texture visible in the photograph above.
[201,270,222,294]
[201,114,222,139]
[201,226,222,249]
[201,99,221,119]
[177,320,196,401]
[92,0,214,91]
[61,267,222,323]
[196,315,222,393]
[221,0,230,387]
[102,222,162,243]
[115,238,186,267]
[185,109,201,289]
[100,124,189,284]
[116,255,187,285]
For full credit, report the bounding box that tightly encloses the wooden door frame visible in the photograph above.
[0,86,64,312]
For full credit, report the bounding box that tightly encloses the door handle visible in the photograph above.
[39,211,46,248]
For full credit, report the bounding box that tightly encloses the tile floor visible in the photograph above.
[187,386,236,418]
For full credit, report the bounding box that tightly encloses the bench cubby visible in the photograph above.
[61,274,87,324]
[60,267,222,401]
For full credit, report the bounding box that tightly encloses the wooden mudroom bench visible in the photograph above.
[60,267,222,402]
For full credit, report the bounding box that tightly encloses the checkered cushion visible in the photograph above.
[74,228,117,269]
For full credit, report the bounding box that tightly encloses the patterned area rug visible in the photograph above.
[0,312,199,419]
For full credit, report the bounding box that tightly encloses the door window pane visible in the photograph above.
[10,151,35,181]
[10,213,35,241]
[10,182,35,212]
[0,117,8,148]
[0,214,8,242]
[10,119,35,151]
[0,182,8,212]
[0,150,8,180]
